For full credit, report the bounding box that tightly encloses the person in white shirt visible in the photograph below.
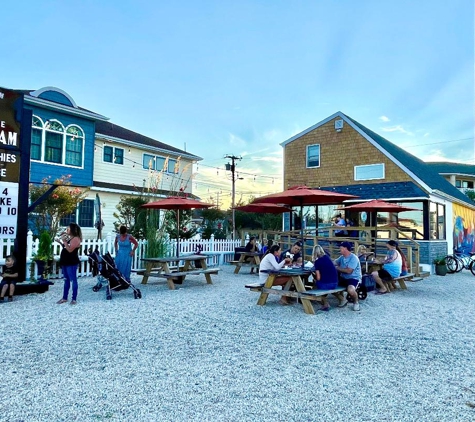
[259,245,292,305]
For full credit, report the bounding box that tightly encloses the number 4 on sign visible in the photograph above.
[2,189,7,195]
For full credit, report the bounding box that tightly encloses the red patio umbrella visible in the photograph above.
[234,203,293,214]
[142,197,213,256]
[340,199,418,253]
[253,186,358,265]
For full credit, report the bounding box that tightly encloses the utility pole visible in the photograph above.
[225,154,242,239]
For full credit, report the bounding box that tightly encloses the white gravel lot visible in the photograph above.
[0,265,474,422]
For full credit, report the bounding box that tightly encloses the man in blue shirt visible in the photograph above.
[334,241,362,311]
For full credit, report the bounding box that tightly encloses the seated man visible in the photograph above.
[372,240,402,294]
[333,241,362,311]
[279,241,302,265]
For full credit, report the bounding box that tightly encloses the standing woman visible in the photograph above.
[56,223,82,305]
[114,225,138,282]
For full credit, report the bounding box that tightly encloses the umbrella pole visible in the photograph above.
[176,209,180,257]
[300,202,304,268]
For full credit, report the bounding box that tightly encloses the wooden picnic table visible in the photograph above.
[230,251,261,274]
[256,268,319,314]
[141,254,219,290]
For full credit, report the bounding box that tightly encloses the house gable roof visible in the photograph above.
[95,121,202,161]
[281,111,473,208]
[425,161,475,177]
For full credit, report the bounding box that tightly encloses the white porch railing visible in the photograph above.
[1,232,244,280]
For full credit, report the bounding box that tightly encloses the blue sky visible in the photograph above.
[2,0,473,207]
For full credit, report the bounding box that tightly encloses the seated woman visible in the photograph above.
[396,244,408,276]
[371,240,402,294]
[311,245,340,311]
[259,245,292,305]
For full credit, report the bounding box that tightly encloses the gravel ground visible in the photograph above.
[0,265,474,422]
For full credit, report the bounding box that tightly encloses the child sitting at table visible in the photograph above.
[0,255,19,302]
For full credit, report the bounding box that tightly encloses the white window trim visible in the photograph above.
[31,115,85,169]
[103,145,124,165]
[306,144,320,169]
[354,163,385,181]
[141,153,177,173]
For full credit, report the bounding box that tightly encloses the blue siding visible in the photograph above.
[26,105,95,187]
[37,90,73,107]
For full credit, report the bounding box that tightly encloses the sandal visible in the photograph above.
[70,300,77,305]
[375,290,388,295]
[56,299,67,304]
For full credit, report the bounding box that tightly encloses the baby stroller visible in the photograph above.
[88,249,142,300]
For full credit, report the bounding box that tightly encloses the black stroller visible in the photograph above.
[89,249,142,300]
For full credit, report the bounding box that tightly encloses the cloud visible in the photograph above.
[423,133,430,137]
[381,125,414,136]
[379,115,390,122]
[229,133,247,147]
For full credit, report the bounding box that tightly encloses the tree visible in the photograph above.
[113,195,149,238]
[29,175,88,240]
[465,189,475,202]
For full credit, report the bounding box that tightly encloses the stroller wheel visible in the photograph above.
[92,286,100,292]
[136,289,142,299]
[106,294,112,300]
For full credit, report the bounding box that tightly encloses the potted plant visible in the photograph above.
[33,231,54,283]
[433,256,447,276]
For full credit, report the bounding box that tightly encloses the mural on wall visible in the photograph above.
[453,204,475,253]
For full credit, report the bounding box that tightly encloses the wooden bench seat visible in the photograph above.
[162,268,219,279]
[300,287,346,300]
[244,282,265,292]
[385,273,415,290]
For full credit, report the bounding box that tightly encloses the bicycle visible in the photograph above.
[445,249,475,275]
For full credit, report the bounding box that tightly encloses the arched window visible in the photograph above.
[45,120,64,164]
[31,116,84,168]
[65,125,84,167]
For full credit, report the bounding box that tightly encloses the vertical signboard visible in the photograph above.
[0,89,21,238]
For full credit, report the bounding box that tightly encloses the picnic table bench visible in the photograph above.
[230,251,261,274]
[141,255,220,290]
[247,268,326,315]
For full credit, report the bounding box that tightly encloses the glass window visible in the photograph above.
[60,212,76,227]
[44,132,63,163]
[114,148,124,165]
[395,202,424,240]
[307,144,320,168]
[168,159,177,173]
[78,199,94,227]
[31,128,42,160]
[31,116,84,166]
[156,157,166,171]
[143,154,154,169]
[103,146,113,163]
[437,204,445,240]
[455,180,461,188]
[429,202,437,239]
[354,164,385,181]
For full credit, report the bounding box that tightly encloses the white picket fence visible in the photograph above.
[1,232,244,280]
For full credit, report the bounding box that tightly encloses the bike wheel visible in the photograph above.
[445,255,459,273]
[470,259,475,276]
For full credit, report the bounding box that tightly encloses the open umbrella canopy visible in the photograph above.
[253,186,358,267]
[142,197,213,256]
[341,199,417,213]
[253,185,358,207]
[142,197,213,210]
[234,203,293,214]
